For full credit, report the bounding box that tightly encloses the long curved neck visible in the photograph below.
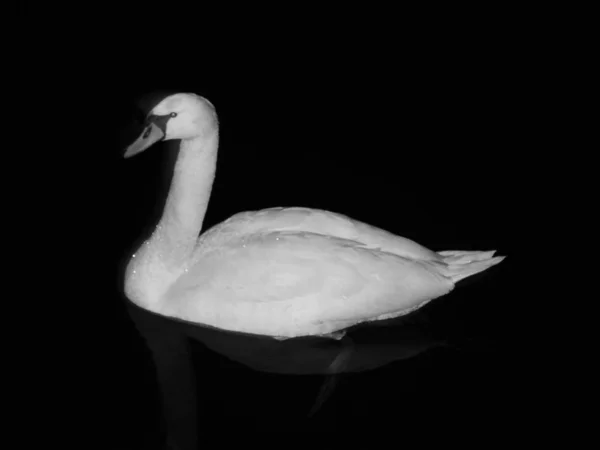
[150,130,219,268]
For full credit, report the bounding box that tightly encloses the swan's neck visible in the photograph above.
[153,131,219,267]
[125,130,218,308]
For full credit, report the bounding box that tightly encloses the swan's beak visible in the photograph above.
[124,122,165,158]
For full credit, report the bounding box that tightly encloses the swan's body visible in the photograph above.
[124,93,504,338]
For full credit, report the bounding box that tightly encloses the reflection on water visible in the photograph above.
[127,290,501,446]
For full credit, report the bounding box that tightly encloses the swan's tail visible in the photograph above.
[438,250,506,283]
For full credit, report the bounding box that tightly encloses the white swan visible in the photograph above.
[123,93,505,339]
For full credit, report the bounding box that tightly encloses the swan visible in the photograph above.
[123,92,505,339]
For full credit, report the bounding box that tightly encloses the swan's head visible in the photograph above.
[124,93,217,158]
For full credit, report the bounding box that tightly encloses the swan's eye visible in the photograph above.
[170,112,178,118]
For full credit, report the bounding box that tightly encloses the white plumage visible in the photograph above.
[124,93,505,339]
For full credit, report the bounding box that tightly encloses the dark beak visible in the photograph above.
[124,114,172,158]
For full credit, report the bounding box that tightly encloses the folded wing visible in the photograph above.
[163,230,452,337]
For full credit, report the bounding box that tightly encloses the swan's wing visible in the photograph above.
[198,207,440,262]
[164,231,453,337]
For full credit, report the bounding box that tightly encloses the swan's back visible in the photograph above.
[193,207,441,264]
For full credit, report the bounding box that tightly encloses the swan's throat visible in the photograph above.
[125,131,219,308]
[157,132,218,263]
